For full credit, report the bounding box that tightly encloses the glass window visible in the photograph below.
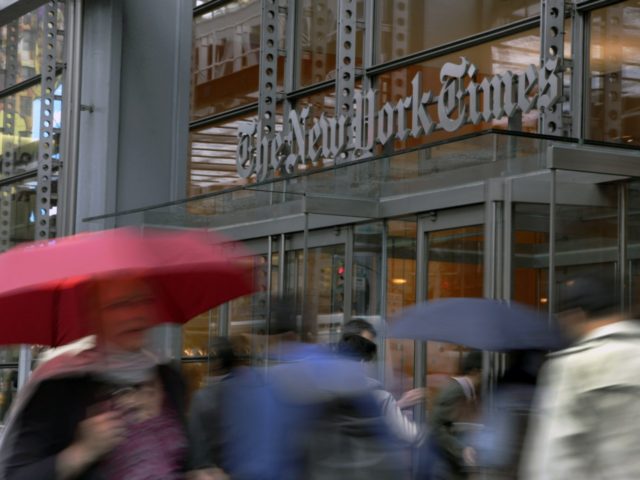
[385,218,417,397]
[375,28,541,150]
[298,0,365,88]
[284,244,346,344]
[0,175,58,251]
[424,225,484,410]
[192,0,263,119]
[376,0,540,64]
[513,203,550,312]
[352,222,383,318]
[188,106,284,199]
[298,0,338,87]
[0,6,65,90]
[0,368,17,423]
[588,0,640,145]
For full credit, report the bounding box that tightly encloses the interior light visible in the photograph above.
[392,278,408,285]
[539,297,548,304]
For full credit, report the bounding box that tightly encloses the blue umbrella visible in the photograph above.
[388,297,568,351]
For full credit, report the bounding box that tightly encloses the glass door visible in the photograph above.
[419,206,485,412]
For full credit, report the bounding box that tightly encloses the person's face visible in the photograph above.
[555,307,588,340]
[95,279,156,352]
[360,329,375,342]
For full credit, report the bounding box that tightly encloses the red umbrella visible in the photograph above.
[0,227,255,346]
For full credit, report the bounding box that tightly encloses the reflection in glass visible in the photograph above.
[182,308,219,358]
[0,368,17,423]
[376,0,540,64]
[513,203,550,312]
[425,225,483,410]
[352,222,383,318]
[298,0,338,87]
[285,244,345,344]
[192,0,267,119]
[297,0,364,87]
[629,182,640,312]
[385,218,417,396]
[589,1,640,146]
[188,106,285,199]
[375,28,541,150]
[0,175,58,252]
[0,6,66,90]
[554,180,619,312]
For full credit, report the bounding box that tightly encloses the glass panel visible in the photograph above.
[352,222,383,318]
[182,308,219,358]
[553,176,619,312]
[192,0,264,119]
[588,1,640,145]
[0,368,17,423]
[375,27,541,151]
[513,203,550,313]
[629,182,640,311]
[425,225,484,411]
[376,0,540,64]
[284,244,346,344]
[385,218,417,397]
[298,0,338,87]
[0,175,58,251]
[1,84,41,179]
[188,106,284,200]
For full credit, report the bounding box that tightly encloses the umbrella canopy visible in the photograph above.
[0,227,254,347]
[388,297,568,351]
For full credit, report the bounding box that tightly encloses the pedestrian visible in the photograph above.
[521,272,640,479]
[428,350,483,480]
[0,277,190,480]
[187,337,236,480]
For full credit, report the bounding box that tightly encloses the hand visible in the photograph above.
[74,411,127,460]
[397,388,426,409]
[56,412,127,479]
[188,468,230,480]
[462,446,477,467]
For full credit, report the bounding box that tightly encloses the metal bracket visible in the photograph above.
[540,0,566,135]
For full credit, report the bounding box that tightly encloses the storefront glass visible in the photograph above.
[424,225,484,410]
[376,0,540,64]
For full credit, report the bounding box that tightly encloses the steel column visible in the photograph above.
[35,0,60,241]
[540,0,566,135]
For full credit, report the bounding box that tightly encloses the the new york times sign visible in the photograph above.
[236,57,562,180]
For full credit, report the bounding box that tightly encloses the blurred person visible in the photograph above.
[521,272,640,479]
[187,337,236,480]
[217,296,369,480]
[469,350,544,479]
[342,318,426,409]
[0,277,190,480]
[302,333,425,480]
[428,350,483,480]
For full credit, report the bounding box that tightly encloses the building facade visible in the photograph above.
[1,0,640,415]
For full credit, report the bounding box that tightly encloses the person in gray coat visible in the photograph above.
[522,272,640,479]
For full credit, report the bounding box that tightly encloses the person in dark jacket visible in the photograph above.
[428,350,483,480]
[0,278,190,480]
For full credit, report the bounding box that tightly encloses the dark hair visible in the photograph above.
[343,318,377,339]
[461,350,483,374]
[269,295,299,335]
[209,336,236,373]
[337,334,378,362]
[556,272,620,319]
